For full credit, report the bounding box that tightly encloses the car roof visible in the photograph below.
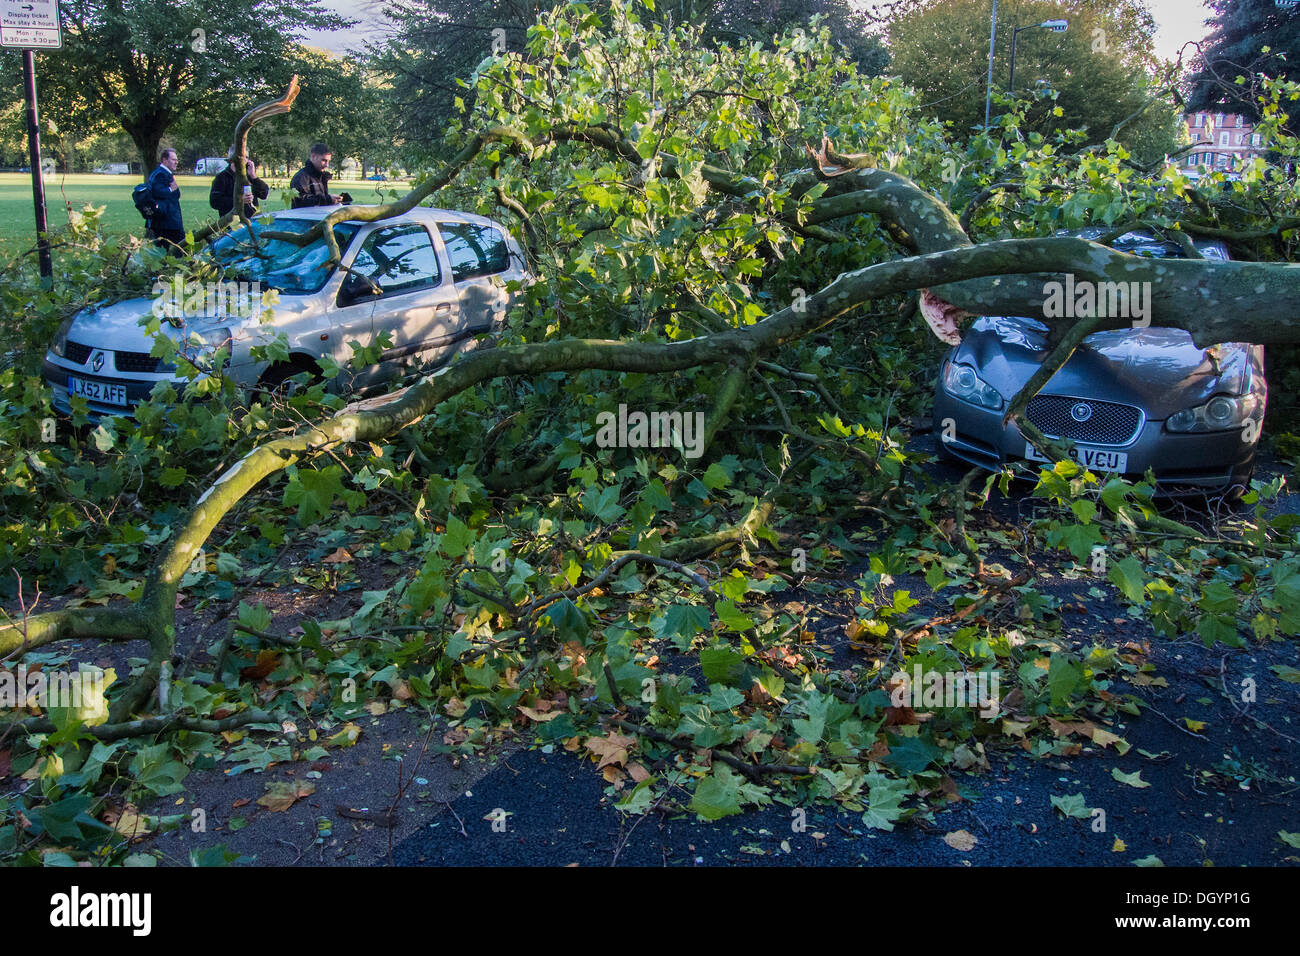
[268,205,502,229]
[1062,227,1230,260]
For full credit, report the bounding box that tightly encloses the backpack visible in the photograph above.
[132,181,158,222]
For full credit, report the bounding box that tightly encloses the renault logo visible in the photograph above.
[91,351,105,373]
[1070,402,1093,422]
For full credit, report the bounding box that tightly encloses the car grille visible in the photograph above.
[115,350,161,373]
[1026,395,1142,445]
[62,341,161,373]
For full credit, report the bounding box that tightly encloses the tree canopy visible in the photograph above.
[1185,0,1300,123]
[35,0,351,170]
[886,0,1178,161]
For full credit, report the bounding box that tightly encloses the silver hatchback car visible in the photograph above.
[933,232,1267,496]
[42,206,530,417]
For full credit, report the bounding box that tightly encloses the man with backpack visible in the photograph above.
[146,148,185,253]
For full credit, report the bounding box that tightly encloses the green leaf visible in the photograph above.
[582,484,625,523]
[440,515,474,558]
[1108,556,1146,604]
[1047,653,1083,708]
[541,598,588,642]
[700,646,746,685]
[791,692,828,743]
[860,771,909,831]
[159,467,188,488]
[880,732,940,774]
[701,463,731,490]
[1111,767,1150,788]
[39,794,111,841]
[716,600,754,631]
[691,765,743,821]
[1271,665,1300,684]
[653,602,711,650]
[1050,793,1091,819]
[283,466,347,526]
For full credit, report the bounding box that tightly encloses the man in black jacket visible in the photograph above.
[209,154,270,218]
[290,143,349,208]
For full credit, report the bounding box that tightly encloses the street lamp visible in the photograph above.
[1009,19,1069,95]
[983,0,999,128]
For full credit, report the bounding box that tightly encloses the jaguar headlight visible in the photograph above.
[1166,393,1259,433]
[942,360,1003,410]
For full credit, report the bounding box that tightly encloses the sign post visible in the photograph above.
[2,0,63,288]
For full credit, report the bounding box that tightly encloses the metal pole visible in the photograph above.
[1009,27,1020,93]
[22,49,52,288]
[984,0,998,128]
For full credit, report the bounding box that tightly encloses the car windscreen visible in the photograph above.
[208,218,362,294]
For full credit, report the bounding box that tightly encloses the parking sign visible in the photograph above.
[0,0,62,49]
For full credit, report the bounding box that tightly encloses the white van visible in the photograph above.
[193,157,228,176]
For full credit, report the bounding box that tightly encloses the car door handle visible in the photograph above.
[435,303,452,314]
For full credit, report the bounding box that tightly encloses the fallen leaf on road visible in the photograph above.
[943,830,977,851]
[1112,767,1150,788]
[518,705,561,722]
[257,780,315,812]
[585,731,635,769]
[326,722,362,748]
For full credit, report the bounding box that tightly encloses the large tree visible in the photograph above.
[171,46,399,178]
[369,0,887,163]
[1185,0,1300,122]
[886,0,1178,159]
[37,0,350,172]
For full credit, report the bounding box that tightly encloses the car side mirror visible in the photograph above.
[339,272,380,305]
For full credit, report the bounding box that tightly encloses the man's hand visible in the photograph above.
[170,181,179,191]
[245,160,256,177]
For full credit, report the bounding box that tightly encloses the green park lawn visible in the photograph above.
[0,172,403,258]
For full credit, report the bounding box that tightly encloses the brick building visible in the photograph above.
[1178,111,1266,176]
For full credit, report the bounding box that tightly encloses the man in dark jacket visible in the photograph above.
[209,154,270,219]
[290,143,346,208]
[148,148,185,253]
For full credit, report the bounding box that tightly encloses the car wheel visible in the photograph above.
[257,357,321,398]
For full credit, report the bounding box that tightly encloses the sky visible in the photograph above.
[302,0,1219,61]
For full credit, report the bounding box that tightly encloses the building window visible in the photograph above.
[1235,115,1242,126]
[1193,114,1202,127]
[1252,133,1262,146]
[1216,113,1224,127]
[1220,132,1229,145]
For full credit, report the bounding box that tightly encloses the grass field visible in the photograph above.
[0,173,405,257]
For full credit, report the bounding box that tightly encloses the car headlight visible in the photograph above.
[942,360,1003,410]
[1166,393,1260,432]
[49,314,77,358]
